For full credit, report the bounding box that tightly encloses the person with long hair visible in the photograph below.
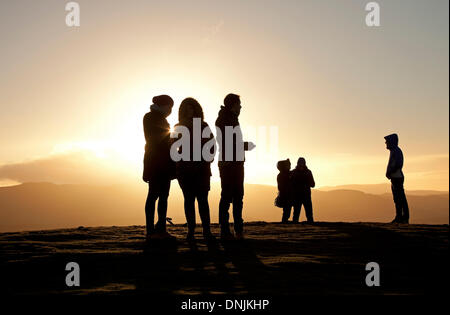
[173,97,215,242]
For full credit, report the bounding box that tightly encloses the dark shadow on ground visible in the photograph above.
[0,222,447,295]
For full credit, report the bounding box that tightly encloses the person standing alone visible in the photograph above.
[385,133,410,224]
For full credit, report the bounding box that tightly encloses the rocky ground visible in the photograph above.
[0,222,448,295]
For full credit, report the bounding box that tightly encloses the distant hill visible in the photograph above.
[318,183,449,196]
[0,182,448,232]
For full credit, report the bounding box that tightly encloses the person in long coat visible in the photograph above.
[143,95,175,240]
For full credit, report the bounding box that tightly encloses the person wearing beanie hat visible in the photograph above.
[143,94,175,241]
[384,133,410,224]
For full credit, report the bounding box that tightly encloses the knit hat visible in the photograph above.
[152,95,174,107]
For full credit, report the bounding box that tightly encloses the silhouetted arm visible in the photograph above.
[386,151,395,178]
[144,116,170,148]
[309,171,315,188]
[277,174,283,191]
[386,149,403,178]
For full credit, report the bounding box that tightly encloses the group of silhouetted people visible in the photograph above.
[274,133,409,224]
[143,93,410,243]
[275,158,315,223]
[143,93,253,242]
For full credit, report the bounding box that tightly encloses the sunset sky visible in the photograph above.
[0,0,448,190]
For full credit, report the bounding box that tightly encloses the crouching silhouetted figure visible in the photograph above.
[173,98,216,242]
[385,133,409,224]
[275,159,293,223]
[290,158,315,223]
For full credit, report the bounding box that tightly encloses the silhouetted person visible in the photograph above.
[385,133,409,224]
[215,94,255,240]
[290,157,315,223]
[173,98,216,242]
[143,95,176,240]
[276,159,293,223]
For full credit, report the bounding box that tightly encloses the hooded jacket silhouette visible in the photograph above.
[384,133,409,223]
[385,134,404,179]
[276,159,292,207]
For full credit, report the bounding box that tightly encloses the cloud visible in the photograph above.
[0,151,136,185]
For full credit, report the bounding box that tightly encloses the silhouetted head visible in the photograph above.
[297,157,306,168]
[384,133,399,150]
[152,95,174,117]
[224,93,241,116]
[179,97,204,124]
[277,159,291,172]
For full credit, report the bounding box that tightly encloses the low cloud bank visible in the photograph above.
[0,151,137,185]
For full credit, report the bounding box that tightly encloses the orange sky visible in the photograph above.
[0,0,448,191]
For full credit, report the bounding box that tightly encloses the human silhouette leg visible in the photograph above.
[219,194,232,235]
[303,195,314,223]
[219,166,233,237]
[154,179,171,234]
[391,178,408,223]
[401,196,410,223]
[145,187,158,236]
[292,201,302,223]
[155,194,168,232]
[197,192,214,239]
[232,165,245,236]
[219,164,244,238]
[391,181,400,222]
[393,178,409,223]
[232,198,244,234]
[282,206,291,223]
[182,190,196,239]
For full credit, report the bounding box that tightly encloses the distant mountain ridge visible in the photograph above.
[0,182,448,232]
[318,183,449,196]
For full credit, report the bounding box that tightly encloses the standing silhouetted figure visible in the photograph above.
[173,98,216,242]
[143,95,176,240]
[276,159,293,223]
[385,133,409,224]
[215,93,254,240]
[290,157,315,223]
